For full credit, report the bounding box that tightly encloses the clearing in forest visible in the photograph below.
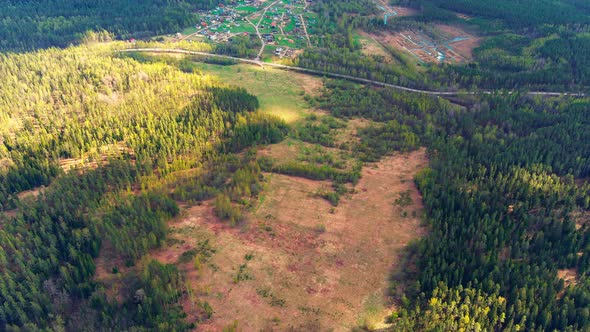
[373,24,480,63]
[390,6,419,17]
[195,63,323,122]
[357,31,395,63]
[258,137,358,171]
[372,0,418,24]
[558,268,579,288]
[151,148,428,330]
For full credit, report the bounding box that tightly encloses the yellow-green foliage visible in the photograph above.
[0,42,214,155]
[392,283,507,331]
[0,41,264,208]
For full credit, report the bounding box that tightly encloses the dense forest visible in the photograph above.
[0,0,226,51]
[414,0,590,27]
[401,95,590,330]
[388,0,590,91]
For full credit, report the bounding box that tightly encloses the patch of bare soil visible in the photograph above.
[569,209,590,231]
[391,6,419,17]
[333,118,374,148]
[558,268,579,288]
[557,268,580,299]
[292,72,324,97]
[374,25,480,63]
[450,37,480,60]
[435,24,481,61]
[2,210,17,219]
[16,186,45,200]
[258,139,306,162]
[153,149,428,330]
[358,31,394,63]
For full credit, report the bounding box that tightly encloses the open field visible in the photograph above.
[194,62,322,122]
[151,149,428,330]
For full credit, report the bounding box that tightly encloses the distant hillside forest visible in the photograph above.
[406,0,590,27]
[0,0,225,51]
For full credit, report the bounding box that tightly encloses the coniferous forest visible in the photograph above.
[1,0,589,330]
[0,0,225,51]
[317,83,590,330]
[0,41,286,329]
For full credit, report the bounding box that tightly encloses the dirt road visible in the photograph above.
[117,48,586,98]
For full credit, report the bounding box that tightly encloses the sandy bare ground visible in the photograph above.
[152,149,428,330]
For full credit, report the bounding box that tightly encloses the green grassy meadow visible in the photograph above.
[195,63,312,122]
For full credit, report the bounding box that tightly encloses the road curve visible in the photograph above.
[117,48,586,98]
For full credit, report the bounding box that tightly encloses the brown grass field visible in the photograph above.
[370,24,480,64]
[391,6,419,17]
[150,148,428,330]
[358,31,395,63]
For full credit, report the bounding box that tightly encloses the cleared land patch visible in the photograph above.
[357,31,395,63]
[258,138,355,170]
[372,0,418,25]
[151,148,428,330]
[558,268,579,288]
[391,6,419,17]
[374,24,480,63]
[435,24,481,60]
[195,62,322,122]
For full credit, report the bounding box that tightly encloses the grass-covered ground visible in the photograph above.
[236,5,259,13]
[195,62,318,122]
